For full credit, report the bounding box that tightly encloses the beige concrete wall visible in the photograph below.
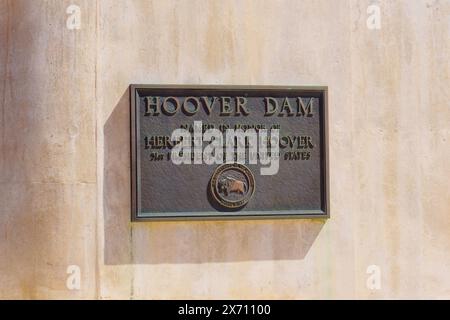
[0,0,98,299]
[0,0,449,299]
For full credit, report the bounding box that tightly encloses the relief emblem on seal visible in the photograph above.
[210,163,255,209]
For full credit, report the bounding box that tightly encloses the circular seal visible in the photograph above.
[210,163,255,209]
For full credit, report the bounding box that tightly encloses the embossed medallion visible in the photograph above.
[210,163,255,209]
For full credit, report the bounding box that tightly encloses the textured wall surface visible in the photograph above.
[0,0,449,299]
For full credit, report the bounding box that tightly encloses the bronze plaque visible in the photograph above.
[131,85,329,220]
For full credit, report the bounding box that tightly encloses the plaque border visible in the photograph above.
[130,85,329,221]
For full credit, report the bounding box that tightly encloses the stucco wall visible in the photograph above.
[0,0,449,299]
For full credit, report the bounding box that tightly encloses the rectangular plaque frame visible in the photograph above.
[131,85,329,221]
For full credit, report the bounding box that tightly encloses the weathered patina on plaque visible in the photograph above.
[131,85,329,220]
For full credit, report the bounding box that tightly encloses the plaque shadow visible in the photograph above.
[103,88,326,265]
